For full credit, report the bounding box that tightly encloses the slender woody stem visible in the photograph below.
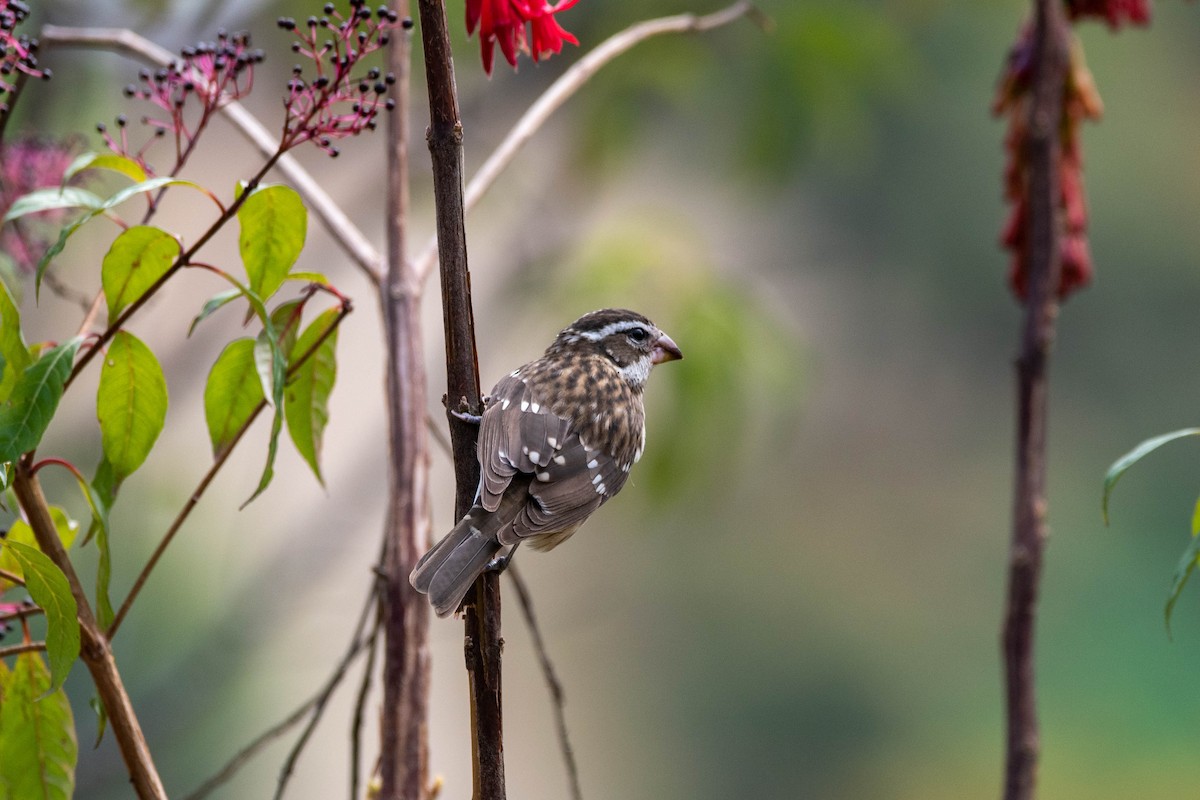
[1002,2,1068,799]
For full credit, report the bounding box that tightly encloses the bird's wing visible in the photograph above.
[501,431,632,544]
[477,374,574,512]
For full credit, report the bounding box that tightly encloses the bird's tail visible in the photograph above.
[410,507,501,617]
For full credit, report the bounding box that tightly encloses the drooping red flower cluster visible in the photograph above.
[994,24,1106,303]
[466,0,581,75]
[278,1,404,156]
[0,0,49,118]
[0,136,82,273]
[1067,0,1151,28]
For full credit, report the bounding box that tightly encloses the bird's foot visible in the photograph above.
[484,544,518,574]
[449,408,483,425]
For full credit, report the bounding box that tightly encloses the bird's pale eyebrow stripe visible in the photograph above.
[573,319,649,341]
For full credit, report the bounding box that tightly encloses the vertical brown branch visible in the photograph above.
[414,2,503,799]
[11,464,167,800]
[1002,1,1068,798]
[378,4,433,800]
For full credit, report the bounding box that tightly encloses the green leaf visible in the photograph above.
[285,271,330,286]
[63,151,147,184]
[0,652,77,800]
[254,300,302,406]
[238,185,307,301]
[2,186,105,221]
[203,339,265,457]
[96,331,168,481]
[1166,530,1200,634]
[1103,428,1200,525]
[0,339,82,463]
[88,696,108,749]
[242,410,282,510]
[101,226,181,320]
[188,289,242,336]
[0,508,77,592]
[34,176,202,299]
[0,278,31,403]
[2,541,80,693]
[286,308,340,485]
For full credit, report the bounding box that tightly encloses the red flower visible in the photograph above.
[1067,0,1151,28]
[466,0,581,75]
[0,136,82,273]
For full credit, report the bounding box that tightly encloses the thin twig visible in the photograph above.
[107,303,352,638]
[0,567,25,586]
[273,589,380,800]
[39,25,384,286]
[0,640,46,658]
[412,1,765,283]
[1002,1,1068,799]
[508,564,581,800]
[0,605,42,624]
[350,594,382,800]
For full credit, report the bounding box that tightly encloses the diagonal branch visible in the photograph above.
[39,25,384,286]
[412,1,766,284]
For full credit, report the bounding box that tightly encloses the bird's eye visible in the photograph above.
[627,327,649,343]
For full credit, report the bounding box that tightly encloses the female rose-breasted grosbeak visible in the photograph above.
[410,308,682,617]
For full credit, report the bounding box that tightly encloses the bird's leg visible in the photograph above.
[449,407,483,425]
[485,543,519,573]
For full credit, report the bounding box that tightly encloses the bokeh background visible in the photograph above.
[7,0,1200,797]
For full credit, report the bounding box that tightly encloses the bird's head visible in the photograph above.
[550,308,682,389]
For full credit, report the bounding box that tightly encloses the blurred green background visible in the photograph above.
[8,0,1200,797]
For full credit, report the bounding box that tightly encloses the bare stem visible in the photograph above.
[0,641,47,658]
[377,4,433,799]
[1002,1,1068,799]
[39,25,384,285]
[412,1,764,283]
[11,463,166,799]
[0,568,25,587]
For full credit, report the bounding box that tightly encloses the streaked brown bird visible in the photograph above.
[410,308,683,617]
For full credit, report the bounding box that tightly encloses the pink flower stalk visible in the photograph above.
[0,136,82,273]
[0,0,50,118]
[993,24,1103,302]
[1067,0,1151,28]
[466,0,581,75]
[107,30,263,171]
[278,1,403,156]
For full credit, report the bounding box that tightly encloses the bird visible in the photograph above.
[410,308,683,617]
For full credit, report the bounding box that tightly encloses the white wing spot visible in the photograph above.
[595,483,607,494]
[592,474,603,485]
[522,446,529,455]
[501,398,510,410]
[520,400,530,412]
[622,463,631,473]
[547,436,558,449]
[530,401,541,413]
[537,471,551,482]
[553,455,566,465]
[634,446,644,463]
[528,450,541,464]
[511,369,521,377]
[586,458,599,469]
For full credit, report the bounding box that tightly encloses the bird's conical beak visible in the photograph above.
[651,332,683,364]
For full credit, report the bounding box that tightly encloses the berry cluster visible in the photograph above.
[103,30,263,171]
[0,0,49,118]
[277,1,406,156]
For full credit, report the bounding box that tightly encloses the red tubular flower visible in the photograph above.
[466,0,581,75]
[993,26,1103,303]
[1067,0,1151,28]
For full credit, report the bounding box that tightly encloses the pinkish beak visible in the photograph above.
[651,332,683,364]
